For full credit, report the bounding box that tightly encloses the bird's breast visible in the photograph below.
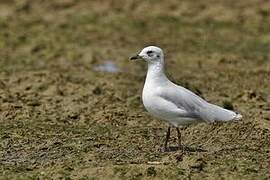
[142,86,170,120]
[142,85,159,113]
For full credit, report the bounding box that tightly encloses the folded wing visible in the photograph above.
[161,84,240,122]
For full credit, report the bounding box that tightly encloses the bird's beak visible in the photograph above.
[129,54,142,60]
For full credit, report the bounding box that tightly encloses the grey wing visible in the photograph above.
[161,84,237,122]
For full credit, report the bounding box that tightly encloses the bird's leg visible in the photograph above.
[164,126,171,151]
[176,127,183,152]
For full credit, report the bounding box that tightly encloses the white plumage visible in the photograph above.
[130,46,242,151]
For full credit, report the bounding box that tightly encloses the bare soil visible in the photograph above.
[0,0,270,179]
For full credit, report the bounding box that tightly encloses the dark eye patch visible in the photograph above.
[147,50,153,56]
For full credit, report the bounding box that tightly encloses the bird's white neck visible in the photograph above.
[145,60,168,84]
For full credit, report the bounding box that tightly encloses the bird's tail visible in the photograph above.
[207,104,242,122]
[233,113,242,121]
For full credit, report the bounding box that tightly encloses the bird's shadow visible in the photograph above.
[161,145,207,153]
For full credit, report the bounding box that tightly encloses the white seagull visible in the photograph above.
[130,46,242,151]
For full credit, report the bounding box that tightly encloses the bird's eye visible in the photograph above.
[146,50,153,56]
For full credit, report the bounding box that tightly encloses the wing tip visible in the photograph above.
[233,113,243,121]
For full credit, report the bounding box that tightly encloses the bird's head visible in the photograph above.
[130,46,164,64]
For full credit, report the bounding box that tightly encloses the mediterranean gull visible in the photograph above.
[130,46,242,151]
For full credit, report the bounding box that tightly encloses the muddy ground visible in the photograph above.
[0,0,270,179]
